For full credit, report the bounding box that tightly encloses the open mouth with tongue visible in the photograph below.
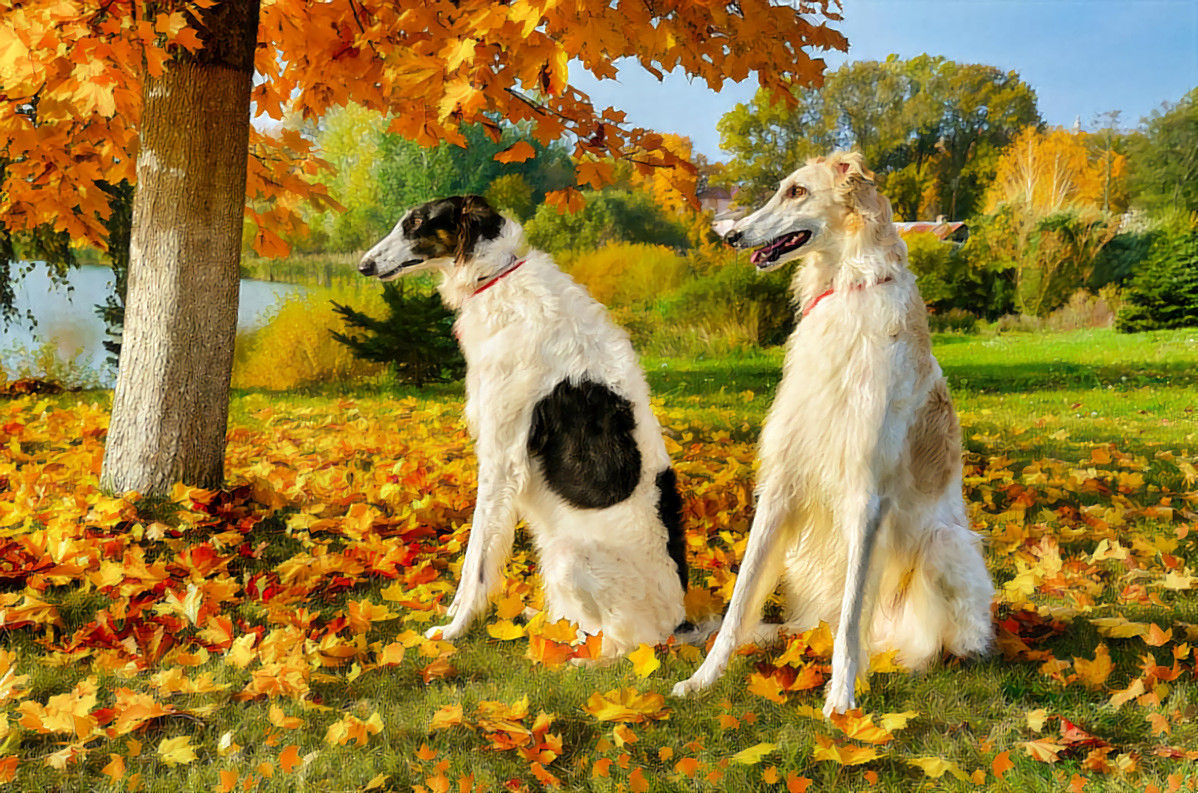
[749,230,812,268]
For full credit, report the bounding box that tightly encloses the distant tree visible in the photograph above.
[331,281,465,386]
[1127,89,1198,214]
[985,126,1127,215]
[1116,214,1198,332]
[717,56,1039,219]
[914,58,1040,220]
[525,190,691,254]
[968,203,1116,317]
[717,85,835,207]
[485,173,537,221]
[376,124,574,222]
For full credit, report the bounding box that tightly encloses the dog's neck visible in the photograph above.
[795,237,907,312]
[437,220,529,310]
[469,254,525,297]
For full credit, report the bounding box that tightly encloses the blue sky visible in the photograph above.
[571,0,1198,159]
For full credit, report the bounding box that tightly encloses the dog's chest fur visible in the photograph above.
[759,268,938,496]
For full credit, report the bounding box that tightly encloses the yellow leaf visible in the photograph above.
[811,734,883,766]
[907,756,971,781]
[877,711,919,732]
[157,736,197,767]
[731,742,776,765]
[100,754,125,782]
[1026,708,1050,732]
[628,644,660,678]
[377,641,406,666]
[746,671,786,704]
[581,688,670,723]
[269,704,304,730]
[1021,738,1065,763]
[430,704,463,731]
[830,710,894,745]
[1073,644,1113,689]
[1090,616,1148,639]
[486,619,525,640]
[1110,678,1146,708]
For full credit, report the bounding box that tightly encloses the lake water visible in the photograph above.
[1,262,303,387]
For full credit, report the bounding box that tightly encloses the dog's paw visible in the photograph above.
[424,623,464,641]
[671,669,716,698]
[822,679,856,717]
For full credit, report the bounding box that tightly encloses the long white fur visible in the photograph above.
[671,152,994,714]
[361,210,686,656]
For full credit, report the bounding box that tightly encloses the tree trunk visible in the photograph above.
[100,0,259,496]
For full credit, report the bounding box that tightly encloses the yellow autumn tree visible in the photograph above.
[985,126,1127,215]
[978,126,1124,316]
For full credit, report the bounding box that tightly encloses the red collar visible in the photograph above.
[470,258,526,297]
[802,277,893,318]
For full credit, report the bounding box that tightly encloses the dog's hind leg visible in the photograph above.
[823,496,889,717]
[672,480,794,697]
[426,458,521,641]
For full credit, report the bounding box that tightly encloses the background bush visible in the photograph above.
[562,242,689,307]
[653,251,795,347]
[233,286,387,390]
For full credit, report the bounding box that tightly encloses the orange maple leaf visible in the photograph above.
[494,141,536,163]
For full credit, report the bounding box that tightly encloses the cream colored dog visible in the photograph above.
[672,152,994,715]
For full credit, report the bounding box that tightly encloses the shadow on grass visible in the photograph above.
[943,361,1196,395]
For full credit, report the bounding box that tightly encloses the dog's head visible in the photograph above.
[724,151,896,272]
[359,195,509,281]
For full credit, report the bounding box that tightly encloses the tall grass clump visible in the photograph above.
[1,339,107,390]
[652,250,794,347]
[233,286,387,391]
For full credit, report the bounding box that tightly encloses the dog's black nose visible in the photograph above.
[724,229,743,247]
[358,256,377,277]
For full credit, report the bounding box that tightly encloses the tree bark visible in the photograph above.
[101,0,259,496]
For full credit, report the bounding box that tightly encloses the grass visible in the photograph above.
[4,327,1198,792]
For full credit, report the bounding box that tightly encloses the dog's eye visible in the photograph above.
[786,185,807,200]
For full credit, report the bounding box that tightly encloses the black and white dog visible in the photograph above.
[359,195,688,655]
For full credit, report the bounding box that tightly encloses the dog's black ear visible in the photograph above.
[454,195,504,264]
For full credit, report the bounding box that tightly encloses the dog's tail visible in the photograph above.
[672,617,722,646]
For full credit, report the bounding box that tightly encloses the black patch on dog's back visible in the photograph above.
[655,468,688,591]
[528,379,641,510]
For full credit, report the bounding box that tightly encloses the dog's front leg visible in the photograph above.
[823,496,889,716]
[672,483,791,697]
[425,458,520,641]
